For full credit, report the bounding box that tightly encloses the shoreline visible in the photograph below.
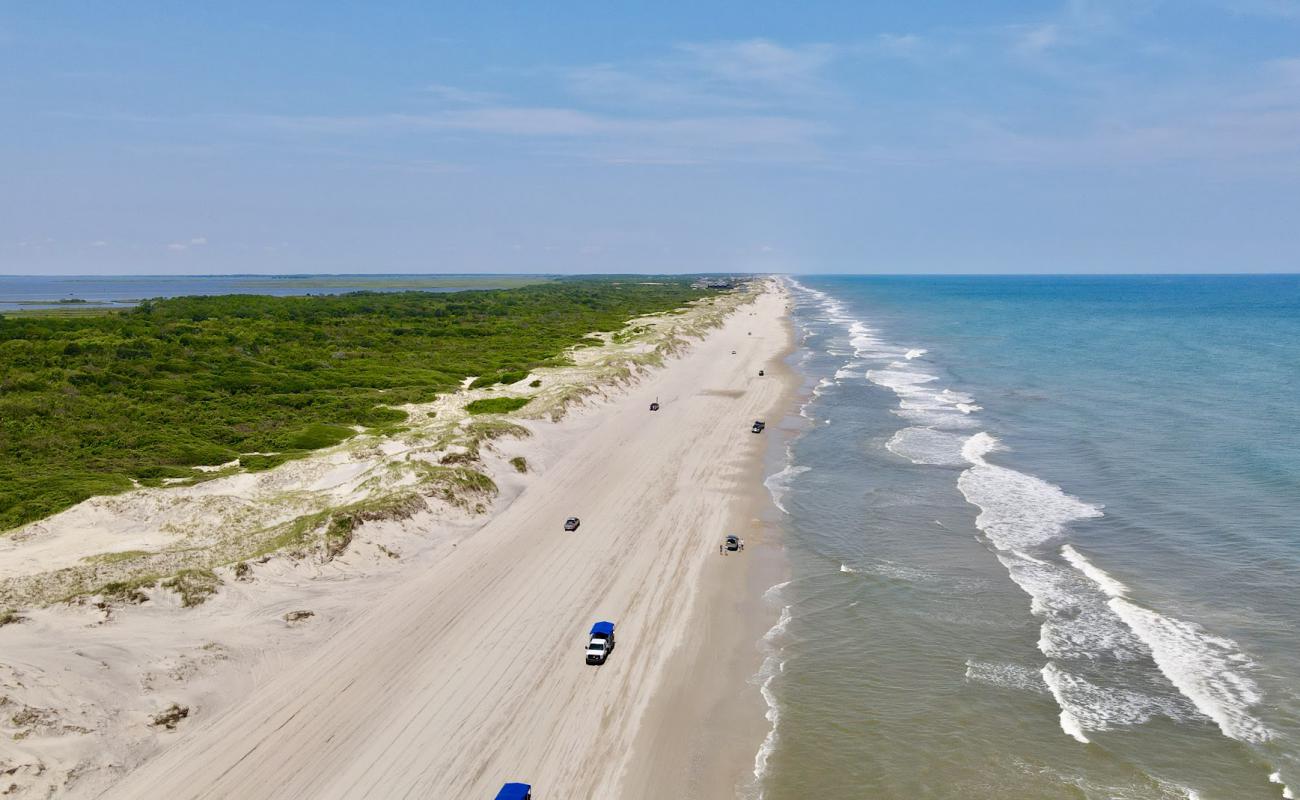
[0,280,795,798]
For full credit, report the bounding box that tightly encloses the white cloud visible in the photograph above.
[422,83,499,105]
[1214,0,1300,18]
[674,39,837,94]
[189,236,208,245]
[1011,23,1063,55]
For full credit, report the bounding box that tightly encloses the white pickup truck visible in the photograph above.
[586,621,616,665]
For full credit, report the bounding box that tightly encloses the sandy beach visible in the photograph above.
[0,281,795,798]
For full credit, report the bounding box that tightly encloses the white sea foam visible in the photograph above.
[751,654,782,795]
[905,348,928,360]
[997,551,1143,661]
[959,433,1103,551]
[751,604,793,795]
[1063,545,1273,745]
[763,604,793,644]
[833,366,858,380]
[763,580,790,602]
[866,367,938,391]
[1270,772,1295,799]
[886,427,969,466]
[839,564,857,574]
[1060,545,1130,598]
[1041,662,1187,743]
[764,465,810,514]
[1108,596,1270,744]
[964,659,1048,694]
[1041,663,1093,743]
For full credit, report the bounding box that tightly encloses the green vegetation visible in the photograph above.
[509,456,527,474]
[82,549,151,565]
[464,397,532,415]
[95,577,158,605]
[468,369,530,389]
[0,279,709,530]
[161,568,221,607]
[230,275,550,291]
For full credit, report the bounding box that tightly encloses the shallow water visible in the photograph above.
[758,276,1300,799]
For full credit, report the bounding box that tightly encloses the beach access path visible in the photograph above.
[103,285,792,799]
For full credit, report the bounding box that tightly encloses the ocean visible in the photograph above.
[0,274,541,311]
[758,276,1300,799]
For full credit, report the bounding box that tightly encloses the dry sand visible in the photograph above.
[0,280,795,798]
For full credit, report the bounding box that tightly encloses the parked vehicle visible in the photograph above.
[649,401,660,411]
[586,621,616,665]
[564,517,581,532]
[725,535,742,552]
[752,420,766,433]
[758,369,765,376]
[731,350,737,354]
[495,783,532,800]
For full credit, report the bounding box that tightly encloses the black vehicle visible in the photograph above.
[752,420,766,433]
[758,369,765,376]
[564,517,581,532]
[649,401,660,411]
[725,535,741,552]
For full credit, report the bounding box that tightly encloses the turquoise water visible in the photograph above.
[759,276,1300,799]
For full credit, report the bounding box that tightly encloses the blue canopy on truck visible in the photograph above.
[590,621,615,636]
[495,782,532,800]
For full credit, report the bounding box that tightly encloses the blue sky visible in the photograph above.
[2,1,1299,274]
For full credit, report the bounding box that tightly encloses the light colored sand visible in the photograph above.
[90,285,792,799]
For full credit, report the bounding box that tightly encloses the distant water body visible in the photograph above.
[759,276,1299,799]
[0,274,542,311]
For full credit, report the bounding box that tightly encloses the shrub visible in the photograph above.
[161,568,221,607]
[464,397,532,415]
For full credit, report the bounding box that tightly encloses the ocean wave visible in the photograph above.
[751,654,783,796]
[1063,545,1272,745]
[764,464,810,514]
[1270,772,1295,799]
[997,550,1144,661]
[763,580,791,602]
[886,427,969,466]
[905,348,928,360]
[958,433,1103,551]
[1060,544,1130,598]
[1041,662,1188,743]
[1108,597,1269,744]
[964,659,1048,694]
[751,605,793,796]
[870,373,981,429]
